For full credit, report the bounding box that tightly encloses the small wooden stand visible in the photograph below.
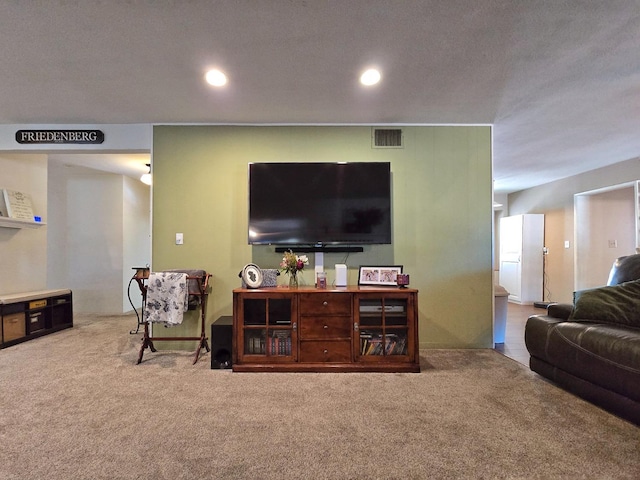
[135,271,211,365]
[128,267,150,334]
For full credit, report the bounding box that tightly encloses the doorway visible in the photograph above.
[574,182,638,290]
[0,151,151,314]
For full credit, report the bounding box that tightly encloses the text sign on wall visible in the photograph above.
[15,130,105,144]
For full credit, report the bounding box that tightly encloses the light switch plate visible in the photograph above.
[176,233,184,245]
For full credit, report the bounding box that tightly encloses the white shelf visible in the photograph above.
[0,217,46,229]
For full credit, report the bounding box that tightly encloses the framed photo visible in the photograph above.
[241,263,264,289]
[358,265,403,286]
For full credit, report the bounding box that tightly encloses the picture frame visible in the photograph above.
[2,189,34,220]
[358,265,403,286]
[241,263,263,289]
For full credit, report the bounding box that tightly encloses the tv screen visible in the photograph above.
[248,162,392,245]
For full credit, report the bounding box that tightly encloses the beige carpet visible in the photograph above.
[0,314,638,480]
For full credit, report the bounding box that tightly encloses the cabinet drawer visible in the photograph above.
[29,299,47,309]
[299,316,351,339]
[299,340,351,363]
[3,313,26,341]
[28,311,46,333]
[299,293,351,316]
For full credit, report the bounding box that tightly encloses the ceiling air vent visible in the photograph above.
[372,128,403,148]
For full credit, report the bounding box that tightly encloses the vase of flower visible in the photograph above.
[280,250,308,288]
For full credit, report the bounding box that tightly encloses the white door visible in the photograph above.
[499,215,523,302]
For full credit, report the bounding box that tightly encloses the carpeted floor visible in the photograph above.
[0,314,638,480]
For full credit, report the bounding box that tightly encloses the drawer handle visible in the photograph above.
[323,301,328,306]
[323,325,328,329]
[323,349,328,354]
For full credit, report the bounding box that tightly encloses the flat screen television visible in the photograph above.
[248,162,392,245]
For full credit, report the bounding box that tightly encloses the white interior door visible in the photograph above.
[499,215,523,302]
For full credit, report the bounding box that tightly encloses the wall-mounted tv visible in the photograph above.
[248,162,391,245]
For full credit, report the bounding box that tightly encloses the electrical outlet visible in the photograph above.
[608,239,617,248]
[564,240,570,249]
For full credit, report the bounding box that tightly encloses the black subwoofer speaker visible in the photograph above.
[211,316,233,369]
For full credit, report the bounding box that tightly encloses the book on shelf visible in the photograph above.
[360,332,407,356]
[362,338,383,355]
[270,330,291,355]
[394,337,407,355]
[247,335,267,354]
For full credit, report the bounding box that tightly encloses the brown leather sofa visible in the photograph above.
[525,254,640,425]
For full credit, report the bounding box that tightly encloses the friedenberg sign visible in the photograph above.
[15,129,105,145]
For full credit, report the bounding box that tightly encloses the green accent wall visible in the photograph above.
[152,125,493,349]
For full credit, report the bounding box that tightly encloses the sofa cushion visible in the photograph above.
[569,279,640,327]
[526,314,640,402]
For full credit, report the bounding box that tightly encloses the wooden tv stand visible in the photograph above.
[232,286,420,372]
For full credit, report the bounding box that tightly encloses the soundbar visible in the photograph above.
[275,246,364,253]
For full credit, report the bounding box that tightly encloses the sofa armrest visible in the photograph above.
[525,314,565,361]
[546,302,573,320]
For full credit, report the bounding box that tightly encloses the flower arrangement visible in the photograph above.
[280,250,309,287]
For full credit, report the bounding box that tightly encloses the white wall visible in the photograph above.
[47,161,150,314]
[0,154,48,294]
[122,176,151,312]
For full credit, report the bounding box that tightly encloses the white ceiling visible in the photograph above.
[2,1,639,193]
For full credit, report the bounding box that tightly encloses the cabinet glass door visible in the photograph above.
[358,298,409,357]
[243,298,294,358]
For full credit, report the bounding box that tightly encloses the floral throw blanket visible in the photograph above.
[144,272,189,326]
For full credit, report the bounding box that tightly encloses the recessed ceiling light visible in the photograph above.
[205,69,228,87]
[360,68,381,86]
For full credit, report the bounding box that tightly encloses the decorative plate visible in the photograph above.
[242,263,263,288]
